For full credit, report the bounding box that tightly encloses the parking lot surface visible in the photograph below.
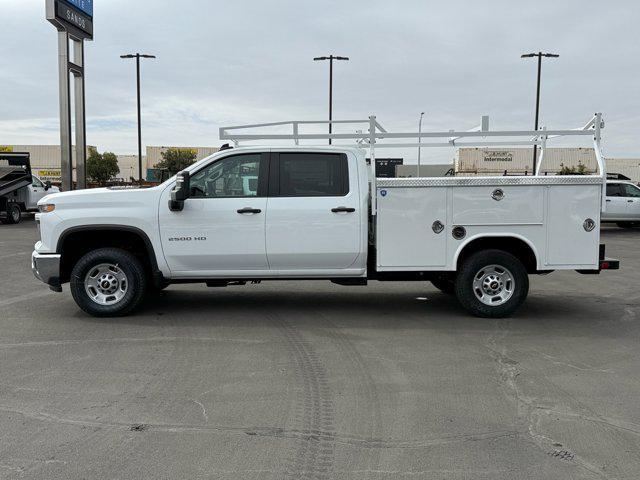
[1,218,639,479]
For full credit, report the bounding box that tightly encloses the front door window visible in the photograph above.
[622,184,640,198]
[189,154,262,198]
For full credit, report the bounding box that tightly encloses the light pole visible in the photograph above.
[417,112,425,177]
[313,55,349,145]
[521,51,559,174]
[121,53,156,182]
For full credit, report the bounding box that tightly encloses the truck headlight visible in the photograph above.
[38,204,55,213]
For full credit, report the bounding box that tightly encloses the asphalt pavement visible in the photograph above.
[1,217,639,479]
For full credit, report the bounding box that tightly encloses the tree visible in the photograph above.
[154,148,197,175]
[557,162,589,175]
[86,147,120,184]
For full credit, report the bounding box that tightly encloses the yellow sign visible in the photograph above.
[0,145,14,152]
[36,169,62,181]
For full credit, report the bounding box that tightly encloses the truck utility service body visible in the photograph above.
[32,114,619,317]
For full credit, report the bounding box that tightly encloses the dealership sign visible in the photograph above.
[63,0,93,17]
[56,1,93,37]
[47,0,93,40]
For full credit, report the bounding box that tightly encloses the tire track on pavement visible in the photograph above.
[269,312,336,480]
[317,312,384,474]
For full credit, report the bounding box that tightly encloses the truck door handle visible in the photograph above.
[331,207,355,213]
[237,207,262,214]
[606,199,611,202]
[628,200,634,203]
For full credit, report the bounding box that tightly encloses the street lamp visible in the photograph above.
[417,112,425,177]
[521,51,559,174]
[121,53,156,182]
[313,55,349,145]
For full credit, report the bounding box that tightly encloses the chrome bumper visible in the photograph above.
[31,251,62,292]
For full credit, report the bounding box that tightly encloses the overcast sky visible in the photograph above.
[1,0,639,163]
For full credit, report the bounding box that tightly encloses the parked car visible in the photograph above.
[603,181,640,228]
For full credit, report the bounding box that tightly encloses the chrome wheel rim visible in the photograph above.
[84,263,128,305]
[472,264,514,306]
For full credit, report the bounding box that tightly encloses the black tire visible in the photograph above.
[4,204,21,224]
[70,248,147,317]
[431,277,456,295]
[455,249,529,318]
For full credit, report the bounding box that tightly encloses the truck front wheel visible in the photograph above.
[455,249,529,318]
[70,248,147,317]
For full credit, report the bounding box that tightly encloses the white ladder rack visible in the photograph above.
[219,114,606,214]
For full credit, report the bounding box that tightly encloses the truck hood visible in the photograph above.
[38,186,162,209]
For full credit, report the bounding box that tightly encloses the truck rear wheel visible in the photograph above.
[2,204,21,224]
[455,249,529,318]
[70,248,147,317]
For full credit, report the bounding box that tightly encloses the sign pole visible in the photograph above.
[57,30,73,191]
[47,0,93,191]
[73,39,87,189]
[136,54,142,182]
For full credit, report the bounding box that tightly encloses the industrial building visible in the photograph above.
[456,147,597,175]
[454,147,640,182]
[2,144,638,184]
[0,145,219,183]
[117,146,220,181]
[1,145,95,183]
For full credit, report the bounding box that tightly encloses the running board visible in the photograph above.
[331,278,368,286]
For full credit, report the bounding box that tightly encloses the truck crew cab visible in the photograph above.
[31,114,619,318]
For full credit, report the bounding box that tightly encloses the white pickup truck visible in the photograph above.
[603,179,640,228]
[31,114,619,317]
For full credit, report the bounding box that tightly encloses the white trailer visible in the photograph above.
[31,113,618,318]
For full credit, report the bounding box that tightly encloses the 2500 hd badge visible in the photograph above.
[168,236,207,242]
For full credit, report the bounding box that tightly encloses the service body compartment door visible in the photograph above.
[376,187,447,269]
[545,185,600,267]
[452,186,543,225]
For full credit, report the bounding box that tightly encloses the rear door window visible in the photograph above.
[606,184,623,197]
[273,153,348,197]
